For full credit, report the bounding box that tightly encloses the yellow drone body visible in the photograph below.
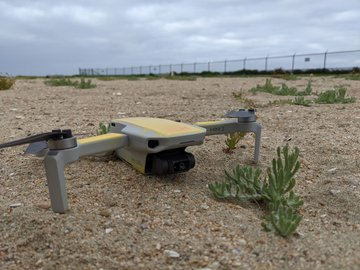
[109,117,207,174]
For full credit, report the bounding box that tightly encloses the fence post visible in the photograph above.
[243,58,247,70]
[265,56,268,71]
[181,63,183,73]
[323,50,328,69]
[170,64,172,74]
[224,60,227,73]
[159,65,161,75]
[194,62,196,73]
[208,62,210,72]
[292,53,296,72]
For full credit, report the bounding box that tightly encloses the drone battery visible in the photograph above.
[147,149,195,175]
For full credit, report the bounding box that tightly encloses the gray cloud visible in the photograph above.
[0,0,359,75]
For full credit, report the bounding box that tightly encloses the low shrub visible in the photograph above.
[45,77,96,89]
[293,96,312,106]
[209,145,303,237]
[45,78,75,86]
[0,75,15,90]
[314,86,355,104]
[97,122,110,135]
[75,78,96,89]
[224,132,245,153]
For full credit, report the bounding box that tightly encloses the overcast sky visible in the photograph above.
[0,0,359,75]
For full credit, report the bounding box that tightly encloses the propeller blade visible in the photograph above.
[0,130,72,149]
[24,141,48,156]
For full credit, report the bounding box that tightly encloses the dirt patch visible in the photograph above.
[0,76,360,269]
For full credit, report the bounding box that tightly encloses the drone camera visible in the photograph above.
[146,148,196,175]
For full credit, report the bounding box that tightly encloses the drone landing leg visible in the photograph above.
[44,147,80,213]
[240,122,261,163]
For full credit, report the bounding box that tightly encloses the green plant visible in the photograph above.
[263,146,300,204]
[0,75,15,90]
[277,83,298,95]
[250,79,278,94]
[224,132,245,152]
[97,122,110,135]
[293,96,312,106]
[45,77,96,89]
[297,80,313,96]
[45,77,75,86]
[346,73,360,80]
[209,145,303,237]
[75,78,96,89]
[249,79,297,96]
[314,86,355,104]
[262,204,302,237]
[266,99,293,106]
[232,92,257,108]
[250,79,313,96]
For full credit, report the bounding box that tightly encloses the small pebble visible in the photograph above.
[328,168,337,174]
[36,202,51,210]
[100,209,111,217]
[329,189,340,195]
[238,239,247,245]
[9,203,22,208]
[105,228,113,234]
[164,250,180,258]
[201,204,209,210]
[140,222,149,230]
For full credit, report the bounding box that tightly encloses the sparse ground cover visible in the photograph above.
[0,75,360,269]
[0,75,15,90]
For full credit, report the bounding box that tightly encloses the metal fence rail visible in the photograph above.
[79,49,360,76]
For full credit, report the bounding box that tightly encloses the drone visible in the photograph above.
[0,109,262,213]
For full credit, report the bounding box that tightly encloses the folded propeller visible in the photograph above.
[0,129,73,149]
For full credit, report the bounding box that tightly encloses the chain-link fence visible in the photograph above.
[79,49,360,76]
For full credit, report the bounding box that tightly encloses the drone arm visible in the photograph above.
[194,119,262,163]
[195,119,242,135]
[77,133,128,157]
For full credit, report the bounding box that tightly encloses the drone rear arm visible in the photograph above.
[195,119,261,163]
[44,133,128,213]
[77,133,128,156]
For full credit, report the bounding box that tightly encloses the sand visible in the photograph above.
[0,76,359,269]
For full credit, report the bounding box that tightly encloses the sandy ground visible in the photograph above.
[0,76,360,270]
